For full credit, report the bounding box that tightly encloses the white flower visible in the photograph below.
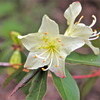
[18,15,84,78]
[64,1,100,55]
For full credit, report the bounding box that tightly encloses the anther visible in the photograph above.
[59,56,63,58]
[42,68,46,71]
[55,65,59,67]
[43,60,46,63]
[89,35,99,40]
[57,39,61,42]
[93,29,97,33]
[44,33,48,35]
[56,38,61,42]
[33,56,37,58]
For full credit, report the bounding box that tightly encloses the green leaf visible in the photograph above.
[10,50,21,64]
[52,69,80,100]
[7,50,21,74]
[10,70,38,96]
[26,71,48,100]
[22,81,31,95]
[66,52,100,67]
[80,77,98,100]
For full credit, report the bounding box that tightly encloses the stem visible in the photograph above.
[73,70,100,79]
[0,62,100,79]
[0,62,29,72]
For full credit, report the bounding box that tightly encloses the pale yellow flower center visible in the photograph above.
[38,34,62,53]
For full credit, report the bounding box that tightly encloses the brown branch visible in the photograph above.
[0,62,30,72]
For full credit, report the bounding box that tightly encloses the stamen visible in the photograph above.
[58,40,61,42]
[43,33,48,35]
[89,15,97,28]
[93,29,97,34]
[77,16,84,23]
[90,30,97,37]
[56,38,61,42]
[55,65,59,67]
[42,60,46,63]
[53,48,60,55]
[42,68,46,71]
[42,51,54,71]
[41,66,48,71]
[41,50,51,63]
[89,31,100,40]
[89,35,99,40]
[90,33,97,37]
[37,49,49,58]
[59,56,63,58]
[97,32,100,35]
[33,56,37,58]
[55,54,59,68]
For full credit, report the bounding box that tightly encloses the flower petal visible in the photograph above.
[18,33,42,51]
[64,2,82,25]
[38,15,59,36]
[24,51,50,69]
[60,35,85,55]
[49,54,66,78]
[65,23,92,39]
[85,40,100,55]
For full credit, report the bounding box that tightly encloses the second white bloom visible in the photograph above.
[64,1,100,55]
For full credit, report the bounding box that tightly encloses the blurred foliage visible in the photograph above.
[0,2,16,17]
[0,0,59,63]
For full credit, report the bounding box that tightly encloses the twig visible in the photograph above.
[0,62,11,66]
[0,62,100,79]
[73,70,100,79]
[0,62,29,72]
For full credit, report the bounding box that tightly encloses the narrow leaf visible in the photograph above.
[10,70,38,96]
[66,52,100,67]
[26,71,47,100]
[52,69,80,100]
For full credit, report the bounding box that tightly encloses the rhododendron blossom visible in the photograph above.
[18,15,84,78]
[64,2,100,55]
